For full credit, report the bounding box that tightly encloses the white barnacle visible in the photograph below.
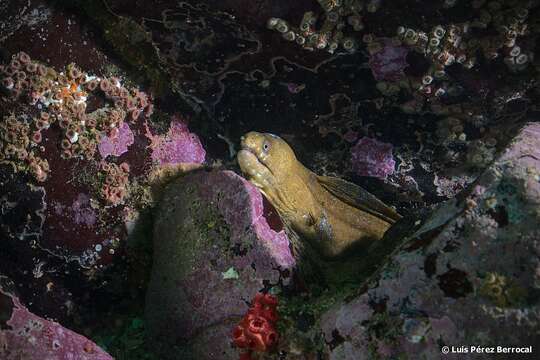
[276,20,289,33]
[309,33,319,44]
[283,31,296,41]
[267,17,279,30]
[342,38,356,52]
[434,88,446,97]
[515,53,528,65]
[327,42,338,53]
[509,46,521,57]
[300,21,311,32]
[422,75,433,85]
[68,131,79,143]
[433,25,445,39]
[404,28,416,40]
[404,29,418,45]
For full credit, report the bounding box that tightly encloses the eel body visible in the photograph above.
[237,132,401,259]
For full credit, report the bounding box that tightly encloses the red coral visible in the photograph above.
[233,293,279,359]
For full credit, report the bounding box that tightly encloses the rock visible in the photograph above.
[0,276,112,360]
[145,169,294,359]
[319,123,540,359]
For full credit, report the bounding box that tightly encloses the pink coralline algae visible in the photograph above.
[146,117,205,166]
[240,178,296,269]
[369,39,409,81]
[53,193,97,228]
[70,193,97,227]
[0,282,112,360]
[98,121,134,159]
[195,170,295,270]
[350,137,395,179]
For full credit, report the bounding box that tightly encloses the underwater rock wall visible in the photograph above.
[145,169,293,359]
[317,122,540,359]
[0,0,539,358]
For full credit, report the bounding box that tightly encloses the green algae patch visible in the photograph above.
[221,267,240,280]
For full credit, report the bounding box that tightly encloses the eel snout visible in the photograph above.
[237,149,273,188]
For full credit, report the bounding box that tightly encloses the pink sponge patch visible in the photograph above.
[146,116,206,166]
[350,137,395,180]
[98,121,134,159]
[369,38,409,82]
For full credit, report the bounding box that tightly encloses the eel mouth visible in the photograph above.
[237,147,274,189]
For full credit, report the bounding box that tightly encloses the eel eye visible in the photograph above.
[263,141,270,152]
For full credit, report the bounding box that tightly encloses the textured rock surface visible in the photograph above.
[145,169,294,359]
[318,123,540,358]
[0,276,112,360]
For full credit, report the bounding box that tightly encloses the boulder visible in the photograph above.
[145,169,294,359]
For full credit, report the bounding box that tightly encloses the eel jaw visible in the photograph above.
[237,149,275,189]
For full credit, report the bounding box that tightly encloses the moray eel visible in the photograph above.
[237,132,401,259]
